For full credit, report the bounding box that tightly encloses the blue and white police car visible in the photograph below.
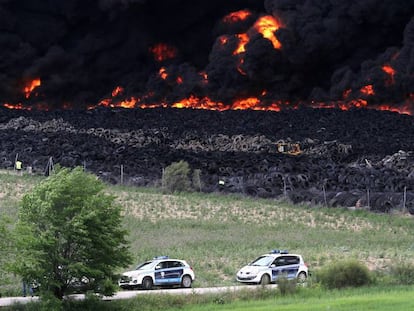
[118,256,195,290]
[236,250,308,285]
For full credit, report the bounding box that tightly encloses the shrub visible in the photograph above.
[388,261,414,285]
[162,160,191,193]
[316,259,372,289]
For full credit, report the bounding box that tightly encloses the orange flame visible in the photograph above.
[171,95,226,110]
[219,35,228,46]
[360,85,375,96]
[4,103,31,110]
[254,15,282,49]
[95,86,139,109]
[24,78,41,99]
[112,86,124,97]
[223,10,252,23]
[233,33,249,55]
[159,67,168,80]
[232,97,261,109]
[382,64,396,85]
[149,43,177,62]
[199,71,209,84]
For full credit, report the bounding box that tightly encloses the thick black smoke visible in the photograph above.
[0,0,414,112]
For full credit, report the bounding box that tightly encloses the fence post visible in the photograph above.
[14,153,19,172]
[161,167,165,190]
[323,185,327,207]
[367,188,370,209]
[46,157,54,176]
[402,186,407,213]
[120,164,124,185]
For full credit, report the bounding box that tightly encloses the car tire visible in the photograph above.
[181,275,192,288]
[297,272,307,283]
[260,274,271,285]
[142,277,153,290]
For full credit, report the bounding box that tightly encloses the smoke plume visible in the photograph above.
[1,0,414,113]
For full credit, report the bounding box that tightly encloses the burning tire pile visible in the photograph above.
[0,107,413,214]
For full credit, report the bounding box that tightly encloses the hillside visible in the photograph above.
[1,171,413,291]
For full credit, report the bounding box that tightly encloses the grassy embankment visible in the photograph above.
[1,169,413,297]
[162,285,414,311]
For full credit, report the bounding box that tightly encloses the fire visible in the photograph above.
[149,43,177,62]
[232,15,282,56]
[231,97,261,110]
[237,58,247,75]
[96,96,138,109]
[360,85,375,96]
[200,71,208,84]
[233,33,249,55]
[219,35,228,46]
[24,78,41,99]
[118,98,138,109]
[112,86,124,97]
[171,95,226,110]
[254,15,282,49]
[95,86,139,109]
[310,99,368,111]
[159,67,168,80]
[343,89,351,99]
[223,10,252,23]
[4,103,31,110]
[382,64,396,85]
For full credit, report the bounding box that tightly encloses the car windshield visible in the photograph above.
[250,256,274,266]
[135,261,154,270]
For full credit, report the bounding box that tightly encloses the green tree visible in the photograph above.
[0,216,13,293]
[11,167,132,299]
[162,160,191,193]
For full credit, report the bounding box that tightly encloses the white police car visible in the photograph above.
[236,250,308,284]
[118,256,195,290]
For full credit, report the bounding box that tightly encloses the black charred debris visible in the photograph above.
[0,107,413,214]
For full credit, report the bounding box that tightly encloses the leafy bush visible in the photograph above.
[388,261,414,285]
[316,259,372,289]
[162,160,191,193]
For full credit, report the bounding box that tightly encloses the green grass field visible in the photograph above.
[163,286,414,311]
[1,169,414,296]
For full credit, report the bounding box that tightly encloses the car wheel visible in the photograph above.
[297,272,307,283]
[181,275,192,288]
[142,277,153,290]
[260,274,271,285]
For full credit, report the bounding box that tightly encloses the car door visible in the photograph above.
[271,255,300,281]
[154,260,184,285]
[154,260,169,285]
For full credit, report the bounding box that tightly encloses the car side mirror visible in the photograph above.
[270,264,276,268]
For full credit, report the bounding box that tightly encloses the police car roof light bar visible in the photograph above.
[270,249,289,254]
